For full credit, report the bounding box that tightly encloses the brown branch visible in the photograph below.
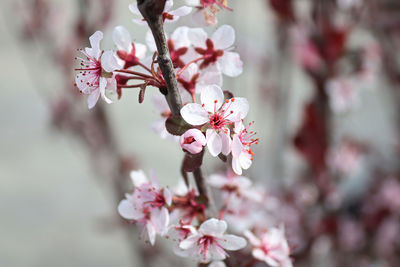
[137,0,216,218]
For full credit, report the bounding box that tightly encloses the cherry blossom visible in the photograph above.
[167,224,197,257]
[326,77,360,114]
[208,172,253,198]
[151,95,177,140]
[129,0,192,26]
[185,0,231,26]
[180,85,249,157]
[75,31,121,109]
[118,170,172,245]
[179,218,247,263]
[244,226,292,267]
[188,25,243,77]
[231,121,258,175]
[180,129,207,154]
[178,63,222,98]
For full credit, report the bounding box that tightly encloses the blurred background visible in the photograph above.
[1,0,400,266]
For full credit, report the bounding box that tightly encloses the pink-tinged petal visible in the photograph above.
[212,25,235,50]
[198,65,222,88]
[163,187,172,206]
[180,103,209,125]
[146,222,157,246]
[112,25,132,51]
[99,77,112,104]
[101,51,121,72]
[182,142,203,154]
[219,234,247,250]
[190,128,207,145]
[164,0,174,11]
[130,170,148,187]
[188,28,208,48]
[201,85,224,113]
[209,261,226,267]
[239,152,252,170]
[169,6,192,17]
[179,234,201,250]
[234,121,245,134]
[244,230,262,247]
[171,26,191,48]
[87,31,103,58]
[87,90,100,109]
[129,2,141,15]
[151,207,169,235]
[206,129,222,157]
[219,130,232,156]
[232,135,244,157]
[185,0,200,6]
[118,200,142,220]
[234,177,252,189]
[225,97,249,121]
[208,244,226,261]
[135,43,147,59]
[208,174,228,188]
[252,248,271,264]
[232,156,242,175]
[180,63,198,81]
[132,18,148,26]
[199,218,227,237]
[218,51,243,77]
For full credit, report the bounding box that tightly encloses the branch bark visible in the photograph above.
[137,0,216,218]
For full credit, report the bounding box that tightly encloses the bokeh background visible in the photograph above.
[1,0,400,266]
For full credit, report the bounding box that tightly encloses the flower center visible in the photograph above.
[207,98,235,131]
[195,39,224,69]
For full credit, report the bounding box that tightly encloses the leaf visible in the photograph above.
[165,116,192,136]
[182,150,204,172]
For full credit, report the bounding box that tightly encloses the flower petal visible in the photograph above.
[169,6,192,17]
[232,156,242,175]
[171,26,191,48]
[146,222,157,246]
[99,77,113,104]
[112,26,132,51]
[87,90,100,109]
[180,103,209,125]
[224,97,249,121]
[135,42,147,59]
[179,234,200,250]
[239,152,252,170]
[129,2,141,15]
[151,207,169,236]
[188,28,208,48]
[232,135,244,157]
[201,85,224,113]
[206,129,222,157]
[101,51,121,73]
[199,218,227,236]
[218,51,243,77]
[118,199,142,220]
[220,130,232,156]
[130,170,148,187]
[212,25,235,50]
[219,234,247,250]
[88,31,103,58]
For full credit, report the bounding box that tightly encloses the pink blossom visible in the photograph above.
[180,85,249,157]
[185,0,231,26]
[118,170,172,245]
[188,25,243,77]
[208,173,257,200]
[179,218,247,263]
[231,121,258,175]
[75,31,121,109]
[129,0,192,25]
[180,129,207,154]
[244,226,293,267]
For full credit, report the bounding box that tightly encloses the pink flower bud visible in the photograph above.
[180,129,206,154]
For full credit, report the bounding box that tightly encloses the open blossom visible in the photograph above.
[180,85,249,157]
[179,218,247,263]
[180,129,207,154]
[129,0,192,26]
[244,226,293,267]
[118,170,172,245]
[185,0,231,26]
[113,25,147,68]
[188,25,243,77]
[208,172,254,198]
[231,121,258,175]
[75,31,121,109]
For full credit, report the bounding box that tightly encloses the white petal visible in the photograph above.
[232,156,242,175]
[218,52,243,77]
[170,6,192,17]
[224,97,249,121]
[198,65,222,87]
[212,25,235,50]
[188,28,208,48]
[209,261,226,267]
[219,234,247,250]
[220,130,231,156]
[171,26,191,48]
[179,234,200,250]
[180,63,198,81]
[239,152,252,170]
[232,135,244,157]
[164,0,173,11]
[243,230,262,246]
[201,85,224,113]
[87,90,100,109]
[206,129,222,157]
[199,218,227,236]
[101,51,121,72]
[185,0,200,6]
[180,103,209,125]
[146,30,157,52]
[132,18,148,26]
[163,187,172,206]
[208,174,228,188]
[135,43,147,59]
[118,200,142,220]
[99,77,113,104]
[146,222,157,246]
[112,25,132,51]
[130,170,148,187]
[151,207,169,235]
[88,31,103,58]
